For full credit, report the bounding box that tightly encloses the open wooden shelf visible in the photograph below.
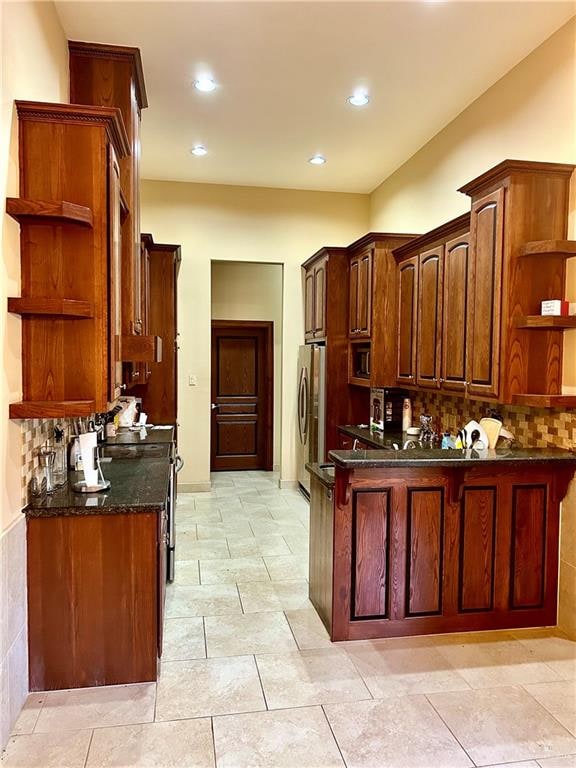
[121,334,162,363]
[518,240,576,258]
[511,394,576,409]
[6,198,93,227]
[9,400,95,419]
[349,376,371,388]
[7,298,94,318]
[514,315,576,329]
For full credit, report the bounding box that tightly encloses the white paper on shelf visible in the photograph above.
[79,432,98,487]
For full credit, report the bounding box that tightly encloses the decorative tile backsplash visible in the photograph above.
[411,391,576,451]
[20,418,73,506]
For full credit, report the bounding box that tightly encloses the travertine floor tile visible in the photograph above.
[1,731,92,768]
[250,519,307,537]
[156,656,265,720]
[197,522,254,540]
[434,632,561,688]
[172,559,200,586]
[213,707,344,767]
[237,580,311,613]
[524,680,576,735]
[283,532,309,555]
[343,636,470,698]
[256,648,371,709]
[200,556,270,584]
[482,763,539,768]
[35,684,155,733]
[227,535,290,558]
[428,685,576,765]
[179,538,230,560]
[537,756,576,767]
[163,617,206,661]
[10,694,45,736]
[165,583,241,618]
[512,630,576,680]
[324,695,472,768]
[86,718,215,767]
[205,611,297,657]
[177,507,223,524]
[285,608,331,649]
[263,555,308,581]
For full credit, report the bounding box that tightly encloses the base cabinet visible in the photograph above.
[311,463,573,641]
[27,511,165,691]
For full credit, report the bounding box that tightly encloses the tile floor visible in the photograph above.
[2,470,576,768]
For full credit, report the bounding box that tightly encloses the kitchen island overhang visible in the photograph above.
[308,448,576,642]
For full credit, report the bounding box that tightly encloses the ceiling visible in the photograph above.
[55,1,576,193]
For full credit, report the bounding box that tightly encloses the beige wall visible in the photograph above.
[1,0,68,526]
[211,261,283,469]
[141,180,369,488]
[368,18,576,636]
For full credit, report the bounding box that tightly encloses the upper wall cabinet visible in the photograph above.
[7,101,130,418]
[349,248,372,338]
[303,255,328,342]
[68,42,159,386]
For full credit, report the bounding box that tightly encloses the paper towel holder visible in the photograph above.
[72,447,111,493]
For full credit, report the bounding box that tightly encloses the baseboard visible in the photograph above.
[278,479,298,490]
[178,481,212,493]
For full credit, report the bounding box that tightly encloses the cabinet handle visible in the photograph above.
[117,383,127,391]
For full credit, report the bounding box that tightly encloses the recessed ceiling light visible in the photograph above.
[194,77,217,93]
[190,145,208,156]
[309,154,326,165]
[347,91,370,107]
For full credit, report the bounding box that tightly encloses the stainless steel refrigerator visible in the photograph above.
[296,344,326,497]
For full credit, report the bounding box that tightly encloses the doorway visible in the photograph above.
[211,320,274,471]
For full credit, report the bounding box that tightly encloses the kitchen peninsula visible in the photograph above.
[309,449,576,642]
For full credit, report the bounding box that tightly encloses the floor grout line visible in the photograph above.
[320,704,349,768]
[252,654,270,711]
[424,693,478,767]
[82,728,95,768]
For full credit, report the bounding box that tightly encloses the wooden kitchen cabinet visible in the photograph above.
[349,249,372,338]
[441,232,470,392]
[303,255,328,341]
[396,256,419,386]
[7,101,130,418]
[416,246,443,388]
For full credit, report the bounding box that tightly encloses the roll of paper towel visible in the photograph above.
[79,432,98,487]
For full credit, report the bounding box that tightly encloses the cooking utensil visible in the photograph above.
[479,417,502,450]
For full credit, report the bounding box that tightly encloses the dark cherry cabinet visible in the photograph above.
[465,188,504,399]
[441,233,470,392]
[416,246,443,389]
[349,249,372,338]
[108,146,124,403]
[396,256,419,386]
[311,459,575,641]
[303,256,328,341]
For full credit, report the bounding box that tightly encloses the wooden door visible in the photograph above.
[211,321,273,471]
[349,256,359,336]
[108,145,123,404]
[357,250,372,337]
[304,268,315,341]
[466,188,504,399]
[442,233,470,392]
[313,258,327,340]
[417,246,443,388]
[397,257,419,385]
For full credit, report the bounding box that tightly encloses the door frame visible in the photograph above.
[210,320,274,471]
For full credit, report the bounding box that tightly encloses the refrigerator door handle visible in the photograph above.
[298,367,309,445]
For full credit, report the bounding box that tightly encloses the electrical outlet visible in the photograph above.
[188,375,197,387]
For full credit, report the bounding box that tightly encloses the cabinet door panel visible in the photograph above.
[510,485,547,609]
[353,490,389,618]
[417,247,443,388]
[304,269,315,341]
[467,189,504,398]
[314,259,327,339]
[459,487,496,612]
[442,234,469,391]
[397,257,418,384]
[357,251,372,337]
[349,257,359,335]
[406,488,444,616]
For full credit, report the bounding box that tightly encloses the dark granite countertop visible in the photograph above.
[24,458,170,517]
[306,463,336,488]
[339,425,404,449]
[104,426,175,445]
[329,446,576,469]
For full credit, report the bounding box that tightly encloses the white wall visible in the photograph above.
[141,180,369,488]
[211,261,283,469]
[1,0,69,747]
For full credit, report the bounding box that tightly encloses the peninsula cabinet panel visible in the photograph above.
[309,476,335,632]
[397,257,418,385]
[406,488,444,616]
[442,234,470,392]
[416,247,443,389]
[353,490,389,619]
[328,464,569,641]
[466,188,504,399]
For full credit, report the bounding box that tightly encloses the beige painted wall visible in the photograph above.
[141,180,369,487]
[1,0,68,530]
[211,261,283,469]
[368,18,576,636]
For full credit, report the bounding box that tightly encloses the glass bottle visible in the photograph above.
[52,425,67,487]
